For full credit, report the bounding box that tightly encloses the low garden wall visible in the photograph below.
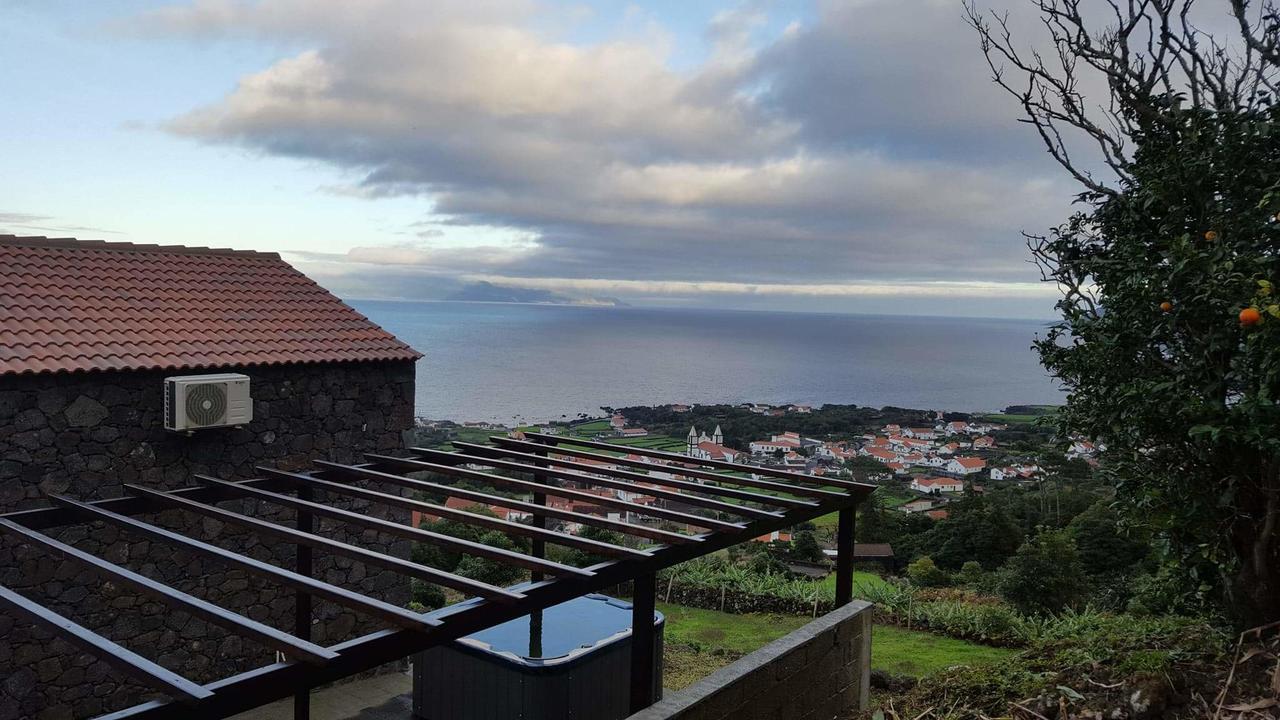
[625,600,872,720]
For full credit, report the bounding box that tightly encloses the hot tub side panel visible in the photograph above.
[413,622,663,720]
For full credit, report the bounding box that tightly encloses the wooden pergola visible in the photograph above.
[0,432,874,719]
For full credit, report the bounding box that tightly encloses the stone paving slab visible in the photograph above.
[229,672,413,720]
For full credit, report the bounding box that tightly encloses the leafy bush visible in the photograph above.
[906,556,952,587]
[956,560,986,587]
[997,528,1086,615]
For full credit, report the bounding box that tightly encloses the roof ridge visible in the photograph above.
[0,234,281,259]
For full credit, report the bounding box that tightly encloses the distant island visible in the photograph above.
[446,281,628,307]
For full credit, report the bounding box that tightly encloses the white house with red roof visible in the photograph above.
[973,435,996,449]
[904,427,939,440]
[750,431,802,454]
[911,476,965,493]
[1068,439,1099,458]
[946,456,987,476]
[862,447,902,464]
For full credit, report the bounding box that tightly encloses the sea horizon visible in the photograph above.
[351,300,1064,424]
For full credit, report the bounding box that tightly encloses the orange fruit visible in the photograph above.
[1159,301,1173,313]
[1240,307,1262,326]
[1205,230,1219,241]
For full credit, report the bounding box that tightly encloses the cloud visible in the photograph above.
[0,212,123,236]
[131,0,1079,312]
[467,274,1060,299]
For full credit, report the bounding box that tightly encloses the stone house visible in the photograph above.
[0,235,421,719]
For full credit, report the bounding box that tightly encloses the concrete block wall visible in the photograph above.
[626,601,872,720]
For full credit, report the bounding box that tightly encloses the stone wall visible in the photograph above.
[625,601,872,720]
[0,360,418,719]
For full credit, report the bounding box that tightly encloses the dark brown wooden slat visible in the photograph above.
[45,494,440,634]
[422,445,777,520]
[491,436,843,501]
[194,475,593,579]
[256,468,647,559]
[0,584,214,704]
[445,441,793,517]
[314,460,697,545]
[365,453,743,533]
[0,519,336,666]
[522,431,876,494]
[124,484,524,605]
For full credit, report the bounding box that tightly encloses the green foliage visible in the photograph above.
[956,560,986,587]
[997,528,1087,615]
[906,556,952,588]
[413,507,529,588]
[789,529,824,563]
[900,495,1023,570]
[562,525,628,567]
[410,579,447,610]
[1067,500,1148,576]
[1033,103,1280,624]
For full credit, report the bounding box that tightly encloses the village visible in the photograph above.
[415,401,1099,542]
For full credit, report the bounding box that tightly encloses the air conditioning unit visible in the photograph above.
[164,374,252,431]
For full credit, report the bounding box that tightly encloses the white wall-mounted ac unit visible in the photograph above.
[164,373,252,431]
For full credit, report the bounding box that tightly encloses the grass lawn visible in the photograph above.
[657,602,811,655]
[869,624,1015,677]
[820,571,891,597]
[571,419,612,434]
[655,602,1015,691]
[449,427,502,446]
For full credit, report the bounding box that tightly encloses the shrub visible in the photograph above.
[997,528,1086,615]
[907,556,952,587]
[956,560,986,587]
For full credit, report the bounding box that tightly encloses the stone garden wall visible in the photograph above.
[625,601,872,720]
[0,360,417,719]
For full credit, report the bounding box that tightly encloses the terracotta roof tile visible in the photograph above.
[0,235,422,376]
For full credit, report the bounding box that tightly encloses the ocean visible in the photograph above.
[349,300,1063,424]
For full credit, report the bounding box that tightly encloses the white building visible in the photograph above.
[910,476,965,493]
[946,457,987,476]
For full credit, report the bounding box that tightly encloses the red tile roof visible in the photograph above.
[0,235,421,376]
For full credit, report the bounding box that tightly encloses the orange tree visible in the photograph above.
[968,0,1280,624]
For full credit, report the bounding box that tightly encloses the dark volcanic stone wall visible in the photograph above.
[0,360,417,719]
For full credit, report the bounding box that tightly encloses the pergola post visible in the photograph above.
[629,571,657,713]
[294,485,313,720]
[834,506,857,607]
[530,435,549,657]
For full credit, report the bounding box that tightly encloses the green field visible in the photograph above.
[571,419,612,434]
[656,602,1014,690]
[658,602,811,655]
[821,570,891,597]
[869,624,1015,676]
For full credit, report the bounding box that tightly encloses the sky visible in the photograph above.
[0,0,1096,319]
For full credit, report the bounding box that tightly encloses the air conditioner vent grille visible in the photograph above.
[185,383,227,426]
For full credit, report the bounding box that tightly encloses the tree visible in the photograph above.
[919,496,1023,570]
[998,528,1087,615]
[791,529,825,563]
[906,556,952,587]
[1068,500,1149,576]
[956,560,986,587]
[414,506,530,587]
[967,0,1280,625]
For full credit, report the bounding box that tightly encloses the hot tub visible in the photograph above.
[412,594,664,720]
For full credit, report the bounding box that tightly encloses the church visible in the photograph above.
[686,425,740,462]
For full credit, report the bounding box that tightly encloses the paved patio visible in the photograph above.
[229,672,413,720]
